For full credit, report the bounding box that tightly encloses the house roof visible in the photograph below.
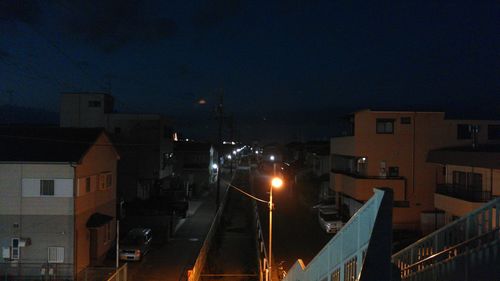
[427,145,500,169]
[0,127,105,163]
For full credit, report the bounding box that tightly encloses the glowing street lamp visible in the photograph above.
[268,176,283,281]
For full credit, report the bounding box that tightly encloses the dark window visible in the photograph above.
[85,177,91,193]
[457,124,471,139]
[488,125,500,140]
[388,166,399,177]
[468,172,482,190]
[452,171,467,187]
[106,174,112,188]
[88,100,101,107]
[114,127,121,134]
[40,180,55,196]
[401,117,411,124]
[376,119,394,134]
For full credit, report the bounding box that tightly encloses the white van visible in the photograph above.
[119,228,152,261]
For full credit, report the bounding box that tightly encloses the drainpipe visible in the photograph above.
[70,162,77,279]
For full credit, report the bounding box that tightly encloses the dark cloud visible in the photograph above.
[0,0,41,25]
[193,0,243,28]
[60,0,177,52]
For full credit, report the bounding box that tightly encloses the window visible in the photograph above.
[468,172,482,190]
[452,171,467,187]
[104,222,112,243]
[457,124,472,139]
[85,177,91,193]
[376,119,394,134]
[88,100,101,107]
[48,247,64,263]
[488,125,500,140]
[106,174,112,188]
[401,117,411,124]
[114,127,121,134]
[40,180,54,196]
[388,166,399,177]
[11,238,19,260]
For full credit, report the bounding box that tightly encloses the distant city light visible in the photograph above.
[173,132,178,141]
[212,163,218,169]
[270,155,275,161]
[227,155,232,160]
[197,99,207,105]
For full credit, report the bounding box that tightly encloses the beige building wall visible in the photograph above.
[74,133,118,275]
[331,109,500,231]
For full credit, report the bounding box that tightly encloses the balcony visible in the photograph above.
[436,184,492,203]
[331,169,406,201]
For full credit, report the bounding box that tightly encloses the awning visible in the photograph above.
[86,213,114,228]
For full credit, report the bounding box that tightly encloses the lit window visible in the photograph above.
[40,180,54,196]
[376,119,394,134]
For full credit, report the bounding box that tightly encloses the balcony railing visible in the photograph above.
[331,168,404,180]
[436,184,492,203]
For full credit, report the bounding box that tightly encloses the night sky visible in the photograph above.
[1,0,499,142]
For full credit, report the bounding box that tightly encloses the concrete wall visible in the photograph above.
[0,163,74,265]
[60,93,112,128]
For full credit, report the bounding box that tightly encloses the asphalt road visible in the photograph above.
[252,169,332,273]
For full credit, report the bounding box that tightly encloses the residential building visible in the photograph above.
[330,109,500,232]
[0,127,119,279]
[60,92,174,202]
[427,144,500,226]
[173,141,218,197]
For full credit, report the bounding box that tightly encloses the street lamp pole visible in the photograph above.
[268,181,273,281]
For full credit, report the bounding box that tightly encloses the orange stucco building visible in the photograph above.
[330,109,500,232]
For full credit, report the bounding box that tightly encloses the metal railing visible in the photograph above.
[436,184,492,202]
[392,197,500,281]
[80,264,127,281]
[0,262,73,281]
[185,172,232,281]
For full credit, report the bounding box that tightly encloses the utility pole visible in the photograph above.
[215,90,224,209]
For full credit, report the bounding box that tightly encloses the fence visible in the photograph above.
[249,172,268,281]
[80,264,127,281]
[0,262,73,281]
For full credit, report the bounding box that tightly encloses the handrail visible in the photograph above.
[401,228,499,272]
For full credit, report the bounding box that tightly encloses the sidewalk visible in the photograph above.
[127,177,229,281]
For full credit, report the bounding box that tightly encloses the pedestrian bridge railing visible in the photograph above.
[284,188,394,281]
[392,197,500,281]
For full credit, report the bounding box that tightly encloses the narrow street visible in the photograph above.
[251,169,332,273]
[202,167,258,280]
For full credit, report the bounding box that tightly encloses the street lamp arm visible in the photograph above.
[227,183,269,204]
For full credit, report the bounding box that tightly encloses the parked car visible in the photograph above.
[119,228,152,261]
[318,207,344,234]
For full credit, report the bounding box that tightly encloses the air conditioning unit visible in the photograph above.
[2,247,10,259]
